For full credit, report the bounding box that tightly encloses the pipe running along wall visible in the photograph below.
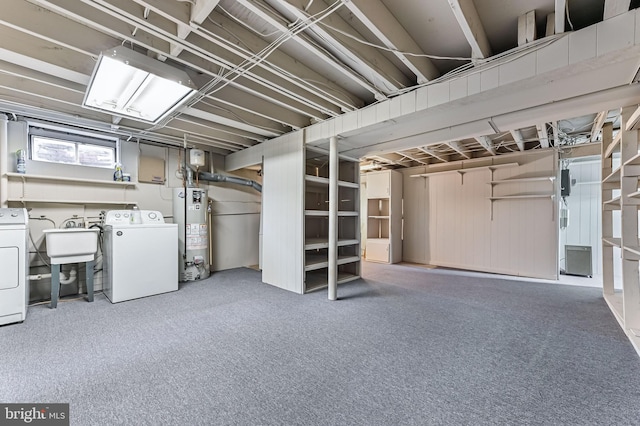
[197,172,262,193]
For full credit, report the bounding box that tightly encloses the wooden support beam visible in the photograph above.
[546,12,556,37]
[418,146,449,163]
[171,0,221,57]
[604,0,631,19]
[591,111,608,141]
[447,141,471,159]
[518,10,537,46]
[537,123,550,148]
[510,129,525,151]
[345,0,439,83]
[475,136,496,155]
[396,151,429,166]
[555,0,566,34]
[447,0,492,59]
[552,121,560,147]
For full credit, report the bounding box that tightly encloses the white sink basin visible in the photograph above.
[43,228,99,264]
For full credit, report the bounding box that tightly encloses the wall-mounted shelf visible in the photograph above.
[5,172,136,187]
[410,162,518,178]
[7,198,137,205]
[489,194,555,200]
[488,176,555,184]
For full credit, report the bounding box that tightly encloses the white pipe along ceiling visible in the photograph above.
[0,0,637,164]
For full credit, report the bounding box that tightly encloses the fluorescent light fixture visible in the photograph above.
[83,46,197,124]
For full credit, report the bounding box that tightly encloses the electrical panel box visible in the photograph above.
[561,169,571,197]
[139,156,165,184]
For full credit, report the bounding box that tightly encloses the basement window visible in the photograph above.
[28,123,119,169]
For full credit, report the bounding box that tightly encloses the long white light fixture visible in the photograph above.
[83,46,197,124]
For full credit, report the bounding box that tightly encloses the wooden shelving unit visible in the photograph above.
[601,109,640,356]
[303,147,360,292]
[364,170,402,264]
[261,135,361,295]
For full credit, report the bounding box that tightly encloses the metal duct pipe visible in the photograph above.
[198,172,262,193]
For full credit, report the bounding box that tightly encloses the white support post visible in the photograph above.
[0,114,8,208]
[328,136,338,301]
[602,122,614,296]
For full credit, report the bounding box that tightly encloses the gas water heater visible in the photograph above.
[173,186,210,282]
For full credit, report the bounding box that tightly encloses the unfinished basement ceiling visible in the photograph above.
[0,0,636,163]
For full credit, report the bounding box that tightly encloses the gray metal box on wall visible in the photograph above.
[565,245,592,277]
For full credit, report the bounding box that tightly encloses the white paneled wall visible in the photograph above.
[402,150,558,280]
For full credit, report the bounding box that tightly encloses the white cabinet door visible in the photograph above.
[366,171,390,199]
[366,239,390,263]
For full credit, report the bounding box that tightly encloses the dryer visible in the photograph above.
[103,209,178,303]
[0,208,29,325]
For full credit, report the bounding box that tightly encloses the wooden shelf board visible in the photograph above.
[602,167,621,184]
[411,162,518,178]
[7,198,137,205]
[368,215,390,219]
[305,210,359,217]
[304,255,361,271]
[305,238,359,250]
[623,245,640,258]
[602,237,621,248]
[623,152,640,167]
[305,175,359,188]
[603,195,621,210]
[5,172,136,187]
[604,132,622,159]
[489,194,554,200]
[305,210,329,216]
[304,271,361,293]
[489,176,555,184]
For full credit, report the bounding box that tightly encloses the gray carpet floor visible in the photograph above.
[1,262,639,426]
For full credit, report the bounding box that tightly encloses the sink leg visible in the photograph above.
[86,260,94,302]
[50,264,60,309]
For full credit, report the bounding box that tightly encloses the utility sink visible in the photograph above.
[43,228,99,264]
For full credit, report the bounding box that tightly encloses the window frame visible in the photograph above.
[28,122,120,169]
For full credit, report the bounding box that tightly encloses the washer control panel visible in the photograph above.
[105,210,165,225]
[0,208,27,226]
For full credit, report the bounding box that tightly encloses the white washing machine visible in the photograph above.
[103,209,178,303]
[0,208,29,326]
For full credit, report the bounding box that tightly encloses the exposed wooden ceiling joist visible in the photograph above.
[475,136,496,155]
[343,0,439,83]
[268,0,411,94]
[510,130,525,151]
[448,0,492,59]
